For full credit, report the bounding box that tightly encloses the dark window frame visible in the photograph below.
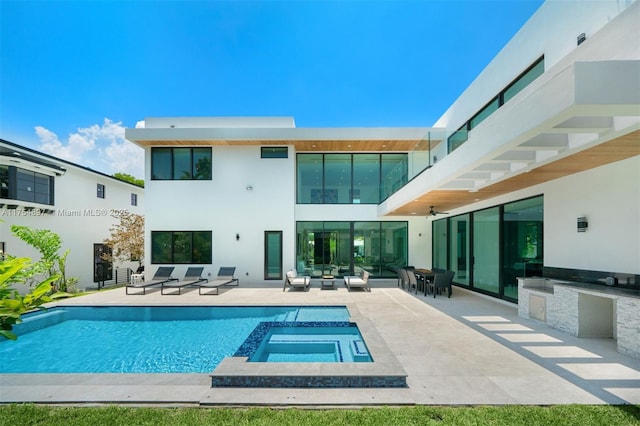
[448,56,545,153]
[296,153,408,205]
[97,183,105,199]
[261,147,288,159]
[1,165,55,206]
[264,230,283,280]
[151,147,212,181]
[131,193,138,206]
[151,230,212,264]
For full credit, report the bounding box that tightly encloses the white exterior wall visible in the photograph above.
[145,144,431,283]
[443,156,640,274]
[435,0,638,131]
[544,156,640,273]
[144,145,295,283]
[0,165,144,290]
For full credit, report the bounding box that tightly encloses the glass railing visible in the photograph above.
[379,128,458,203]
[406,128,450,182]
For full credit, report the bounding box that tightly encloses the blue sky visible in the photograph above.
[0,0,543,179]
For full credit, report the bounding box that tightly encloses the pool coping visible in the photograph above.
[0,301,408,399]
[209,311,408,387]
[2,284,638,406]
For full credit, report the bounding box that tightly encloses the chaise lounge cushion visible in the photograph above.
[344,270,370,292]
[283,270,310,291]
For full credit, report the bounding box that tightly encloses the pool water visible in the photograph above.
[0,306,367,374]
[250,325,372,363]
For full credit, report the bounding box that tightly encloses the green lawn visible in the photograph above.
[1,404,639,426]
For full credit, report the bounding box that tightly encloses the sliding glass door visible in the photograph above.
[472,206,500,294]
[296,221,407,278]
[449,214,470,286]
[433,195,544,302]
[502,197,544,300]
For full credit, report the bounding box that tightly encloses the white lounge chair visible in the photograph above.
[196,267,239,295]
[344,270,371,292]
[283,269,310,292]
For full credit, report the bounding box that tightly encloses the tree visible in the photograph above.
[10,225,77,292]
[113,172,144,188]
[103,212,144,267]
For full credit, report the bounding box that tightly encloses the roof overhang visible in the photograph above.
[381,60,640,216]
[125,126,434,152]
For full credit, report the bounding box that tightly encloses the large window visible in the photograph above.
[503,57,545,104]
[151,231,212,264]
[432,195,543,302]
[353,154,380,204]
[1,166,54,205]
[296,221,407,278]
[324,154,351,203]
[502,197,544,299]
[0,165,8,199]
[448,56,544,153]
[473,206,501,294]
[296,154,323,203]
[432,219,448,271]
[297,153,408,204]
[151,147,212,180]
[380,154,407,201]
[449,214,470,286]
[469,97,500,130]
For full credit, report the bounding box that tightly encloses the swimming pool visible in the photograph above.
[0,306,369,373]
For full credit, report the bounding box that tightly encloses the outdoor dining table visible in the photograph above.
[413,268,435,295]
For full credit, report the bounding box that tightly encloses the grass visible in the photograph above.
[1,404,639,426]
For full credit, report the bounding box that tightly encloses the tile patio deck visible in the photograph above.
[1,280,638,406]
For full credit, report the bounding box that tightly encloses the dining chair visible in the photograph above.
[429,270,455,298]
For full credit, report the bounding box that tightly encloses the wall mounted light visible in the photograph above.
[236,233,240,241]
[577,216,588,232]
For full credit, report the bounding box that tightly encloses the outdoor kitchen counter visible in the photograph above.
[518,277,640,359]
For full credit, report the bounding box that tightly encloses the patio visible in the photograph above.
[1,280,638,406]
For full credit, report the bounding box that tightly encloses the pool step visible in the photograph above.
[13,309,67,336]
[350,339,370,362]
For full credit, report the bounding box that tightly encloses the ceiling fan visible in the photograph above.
[428,206,449,216]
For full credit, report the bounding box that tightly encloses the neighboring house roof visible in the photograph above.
[0,138,143,188]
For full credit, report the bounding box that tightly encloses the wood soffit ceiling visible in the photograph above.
[134,139,441,152]
[388,130,640,216]
[135,130,638,217]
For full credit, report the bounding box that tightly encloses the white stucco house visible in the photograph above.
[126,0,638,297]
[125,0,640,356]
[0,139,145,290]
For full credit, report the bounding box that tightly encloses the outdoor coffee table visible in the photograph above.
[320,275,336,290]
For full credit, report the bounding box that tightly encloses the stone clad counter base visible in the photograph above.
[518,278,640,359]
[617,297,640,358]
